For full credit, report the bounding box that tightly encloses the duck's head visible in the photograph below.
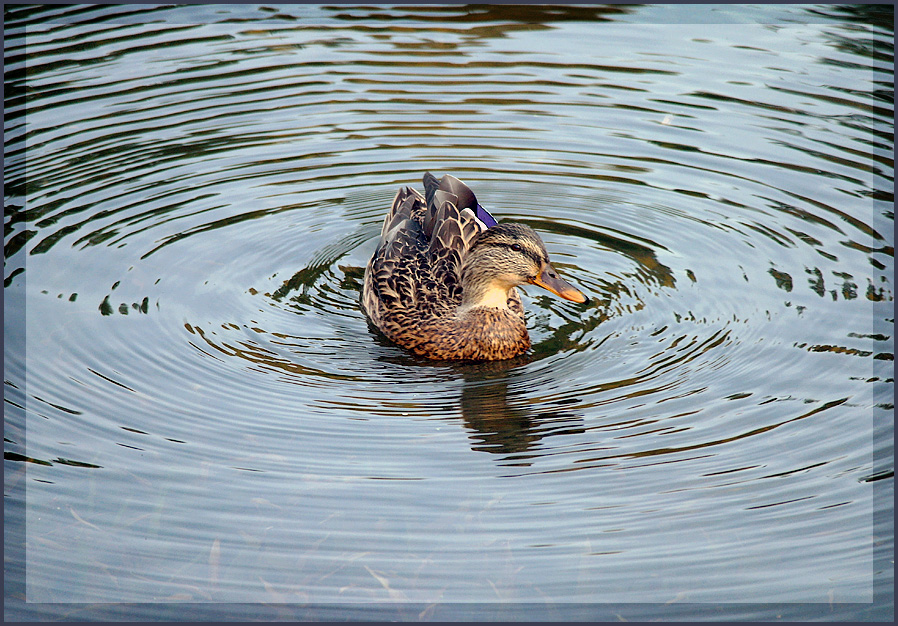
[460,223,587,309]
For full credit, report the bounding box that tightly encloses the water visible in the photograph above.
[4,4,893,620]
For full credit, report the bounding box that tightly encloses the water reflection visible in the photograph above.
[325,4,637,35]
[454,361,584,460]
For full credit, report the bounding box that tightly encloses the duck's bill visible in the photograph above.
[530,265,587,303]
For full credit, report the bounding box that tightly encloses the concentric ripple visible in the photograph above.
[5,4,892,617]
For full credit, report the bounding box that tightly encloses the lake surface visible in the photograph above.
[4,3,893,621]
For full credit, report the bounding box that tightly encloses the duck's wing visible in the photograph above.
[377,185,425,250]
[364,186,427,315]
[420,172,509,306]
[365,178,474,316]
[436,173,501,228]
[424,172,478,214]
[423,172,498,234]
[420,174,482,277]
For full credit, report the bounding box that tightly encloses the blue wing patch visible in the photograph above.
[475,203,499,228]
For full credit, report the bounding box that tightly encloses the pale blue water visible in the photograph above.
[4,3,893,621]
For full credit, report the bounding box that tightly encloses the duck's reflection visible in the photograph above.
[369,334,584,462]
[451,360,584,462]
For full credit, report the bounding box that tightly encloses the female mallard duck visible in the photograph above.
[363,172,586,361]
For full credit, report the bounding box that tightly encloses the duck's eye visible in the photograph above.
[510,243,523,252]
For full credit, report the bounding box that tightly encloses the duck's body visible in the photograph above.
[363,173,585,361]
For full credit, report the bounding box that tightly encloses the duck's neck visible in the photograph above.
[457,278,515,314]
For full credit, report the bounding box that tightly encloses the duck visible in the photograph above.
[362,172,586,361]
